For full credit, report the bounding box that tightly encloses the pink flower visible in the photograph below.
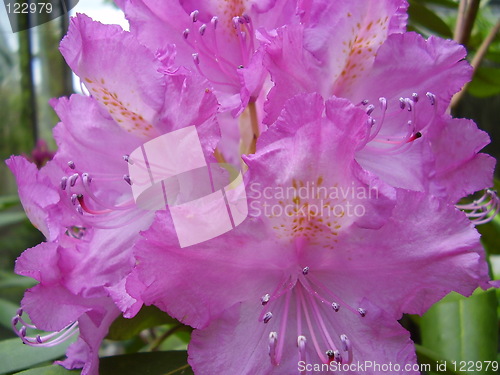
[12,242,120,375]
[7,14,220,374]
[117,0,300,114]
[126,95,491,374]
[262,0,494,202]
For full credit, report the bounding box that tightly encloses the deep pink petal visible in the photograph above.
[189,299,418,375]
[304,190,490,318]
[130,211,287,328]
[343,33,471,108]
[60,14,166,139]
[21,284,91,331]
[427,117,495,201]
[15,242,60,284]
[6,156,62,240]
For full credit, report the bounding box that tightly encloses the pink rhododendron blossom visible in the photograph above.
[5,1,499,375]
[116,0,299,113]
[12,242,120,375]
[262,0,494,202]
[7,14,220,374]
[125,95,492,374]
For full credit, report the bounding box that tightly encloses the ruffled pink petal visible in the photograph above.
[188,299,418,375]
[106,276,142,319]
[6,156,61,240]
[344,33,471,108]
[20,284,91,332]
[56,299,120,375]
[247,94,395,230]
[129,211,289,329]
[15,242,60,284]
[304,189,490,318]
[60,14,166,139]
[427,116,495,201]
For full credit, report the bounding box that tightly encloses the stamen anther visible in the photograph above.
[269,332,278,364]
[68,173,79,187]
[192,53,200,65]
[190,10,199,22]
[399,97,406,109]
[263,312,273,323]
[412,93,419,102]
[60,177,68,190]
[357,308,366,317]
[302,266,310,275]
[426,92,436,106]
[340,334,350,351]
[379,97,387,111]
[123,175,132,185]
[366,104,375,115]
[261,294,270,305]
[334,350,342,363]
[82,173,92,184]
[68,161,75,169]
[331,302,340,312]
[211,16,218,28]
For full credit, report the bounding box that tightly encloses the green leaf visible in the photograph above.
[0,297,20,329]
[468,67,500,98]
[12,352,193,375]
[0,195,20,210]
[0,271,37,290]
[107,305,177,341]
[99,351,193,375]
[0,335,76,375]
[414,0,458,8]
[420,289,498,375]
[416,345,469,375]
[12,366,78,375]
[408,0,453,38]
[0,211,27,227]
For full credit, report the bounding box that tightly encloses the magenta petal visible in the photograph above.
[188,299,418,375]
[6,156,61,240]
[344,33,472,108]
[313,190,490,317]
[21,285,91,332]
[428,117,495,201]
[60,14,165,138]
[263,24,321,125]
[56,299,120,375]
[130,211,287,329]
[15,242,60,284]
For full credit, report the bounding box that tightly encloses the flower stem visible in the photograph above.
[248,101,260,154]
[451,19,500,109]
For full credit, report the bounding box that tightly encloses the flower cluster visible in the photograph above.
[6,1,499,374]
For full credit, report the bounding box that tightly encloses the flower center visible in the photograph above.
[183,10,255,91]
[59,158,146,232]
[258,266,365,368]
[358,91,437,154]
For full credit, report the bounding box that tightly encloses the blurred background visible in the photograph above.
[0,1,499,374]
